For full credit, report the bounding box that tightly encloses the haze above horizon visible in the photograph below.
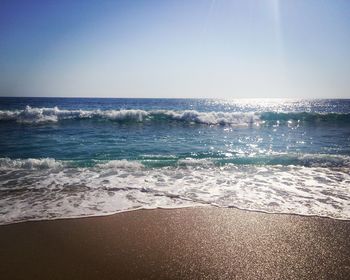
[1,0,349,98]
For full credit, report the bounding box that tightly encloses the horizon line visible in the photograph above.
[0,96,349,100]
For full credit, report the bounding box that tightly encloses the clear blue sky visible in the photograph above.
[1,0,349,98]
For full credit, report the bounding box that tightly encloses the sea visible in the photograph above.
[0,97,349,224]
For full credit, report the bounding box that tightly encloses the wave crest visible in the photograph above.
[0,157,63,170]
[1,153,349,171]
[1,106,349,125]
[0,106,261,126]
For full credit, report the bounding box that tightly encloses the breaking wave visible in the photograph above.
[1,153,350,170]
[1,106,349,125]
[0,157,349,224]
[0,106,259,126]
[0,157,63,170]
[0,153,350,170]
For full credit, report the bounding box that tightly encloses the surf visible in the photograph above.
[1,106,349,126]
[0,157,349,224]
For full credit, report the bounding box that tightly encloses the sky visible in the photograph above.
[0,0,349,98]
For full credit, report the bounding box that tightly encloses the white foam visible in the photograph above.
[154,110,260,126]
[0,158,349,224]
[0,157,63,170]
[297,154,350,167]
[0,106,261,126]
[96,159,144,169]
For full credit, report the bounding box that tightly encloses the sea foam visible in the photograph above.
[0,106,277,126]
[0,157,63,170]
[1,106,349,125]
[0,157,349,224]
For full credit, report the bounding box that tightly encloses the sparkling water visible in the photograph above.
[0,98,349,224]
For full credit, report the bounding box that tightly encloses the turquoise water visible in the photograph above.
[0,98,349,223]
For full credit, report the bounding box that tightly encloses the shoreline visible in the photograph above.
[1,204,350,227]
[1,207,350,279]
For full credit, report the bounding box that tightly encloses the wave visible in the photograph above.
[1,106,349,125]
[141,153,350,168]
[1,153,350,170]
[0,157,63,170]
[0,106,259,126]
[260,112,350,123]
[0,157,349,224]
[218,153,350,168]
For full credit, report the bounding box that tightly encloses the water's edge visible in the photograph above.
[2,204,350,227]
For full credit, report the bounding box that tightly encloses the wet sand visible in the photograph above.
[0,207,349,279]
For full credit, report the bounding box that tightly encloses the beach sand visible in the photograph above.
[0,207,349,279]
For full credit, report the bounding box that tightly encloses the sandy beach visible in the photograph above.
[2,0,350,278]
[0,207,349,279]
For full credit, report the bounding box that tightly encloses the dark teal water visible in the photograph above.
[0,98,349,223]
[1,98,349,166]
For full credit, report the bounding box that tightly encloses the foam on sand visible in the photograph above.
[0,157,349,224]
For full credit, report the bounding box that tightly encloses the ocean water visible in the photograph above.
[0,97,349,224]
